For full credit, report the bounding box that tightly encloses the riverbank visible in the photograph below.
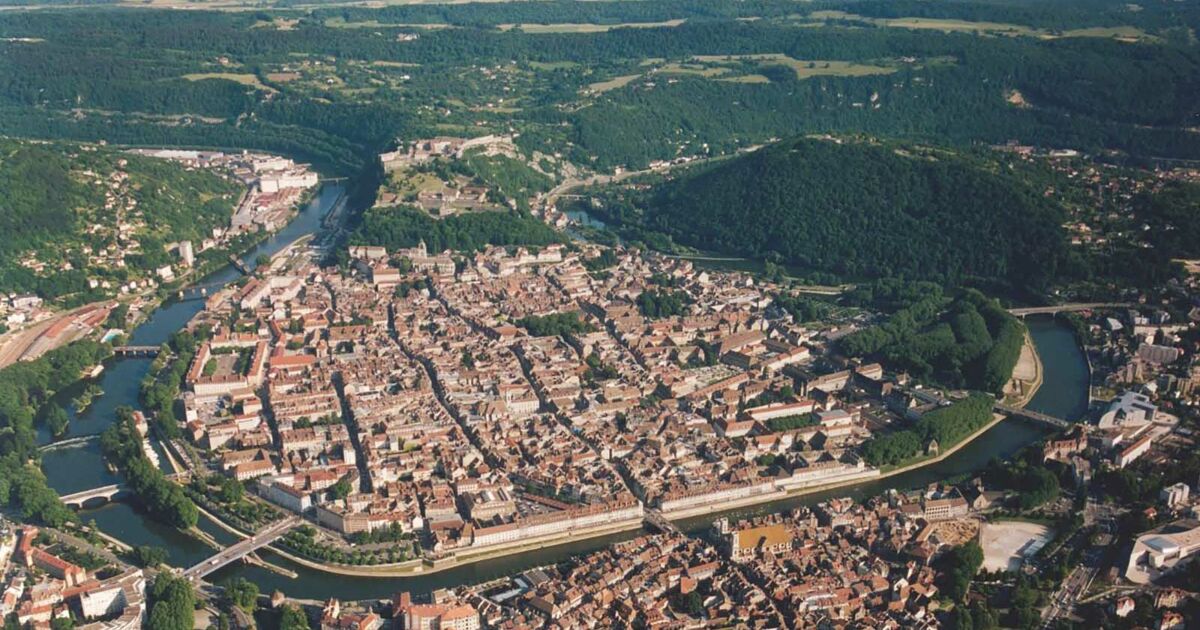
[1007,330,1045,408]
[260,517,646,578]
[241,413,1013,580]
[0,186,310,375]
[665,412,1009,523]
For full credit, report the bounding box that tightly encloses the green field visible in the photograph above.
[692,54,898,80]
[807,10,1156,41]
[497,19,685,33]
[720,74,771,84]
[586,74,641,93]
[528,61,579,71]
[182,72,274,92]
[323,17,454,29]
[656,63,730,78]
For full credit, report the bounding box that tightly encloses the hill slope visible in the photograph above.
[624,138,1069,290]
[0,139,240,302]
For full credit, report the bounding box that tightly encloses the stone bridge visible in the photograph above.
[60,472,190,509]
[644,508,681,535]
[60,484,128,509]
[112,345,160,357]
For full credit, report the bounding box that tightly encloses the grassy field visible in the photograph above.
[586,74,641,93]
[807,10,1156,41]
[181,72,274,92]
[692,54,897,80]
[369,61,422,68]
[589,54,899,91]
[1060,25,1156,41]
[720,74,771,84]
[497,19,685,33]
[656,63,730,78]
[528,61,580,71]
[384,169,446,197]
[325,17,454,29]
[251,17,298,30]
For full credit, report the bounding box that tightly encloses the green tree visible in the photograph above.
[41,405,70,439]
[222,577,259,613]
[279,605,310,630]
[939,541,984,603]
[101,407,198,529]
[130,545,168,568]
[146,574,195,630]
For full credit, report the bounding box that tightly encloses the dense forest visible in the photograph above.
[146,573,196,630]
[0,0,1195,177]
[0,339,111,459]
[140,329,207,439]
[594,138,1068,291]
[1132,182,1200,262]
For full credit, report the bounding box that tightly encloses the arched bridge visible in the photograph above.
[60,484,128,509]
[60,472,190,509]
[644,508,680,535]
[183,516,301,582]
[1007,303,1131,317]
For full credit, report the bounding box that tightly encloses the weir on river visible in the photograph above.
[38,182,1092,601]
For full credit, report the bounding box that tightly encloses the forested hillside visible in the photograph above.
[597,138,1068,290]
[350,206,562,254]
[0,0,1197,176]
[0,138,240,302]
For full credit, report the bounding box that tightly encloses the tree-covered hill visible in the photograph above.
[0,0,1197,176]
[611,138,1069,291]
[0,138,240,302]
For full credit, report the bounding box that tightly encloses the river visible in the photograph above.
[38,186,1091,600]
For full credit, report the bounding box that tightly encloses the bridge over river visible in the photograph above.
[59,484,127,509]
[644,509,681,535]
[994,402,1072,429]
[112,345,160,357]
[1007,302,1131,317]
[182,516,301,582]
[59,472,190,509]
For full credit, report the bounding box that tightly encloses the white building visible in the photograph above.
[257,170,319,193]
[1126,522,1200,584]
[1115,434,1153,469]
[178,241,195,267]
[75,568,145,630]
[1162,483,1191,509]
[1099,391,1157,429]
